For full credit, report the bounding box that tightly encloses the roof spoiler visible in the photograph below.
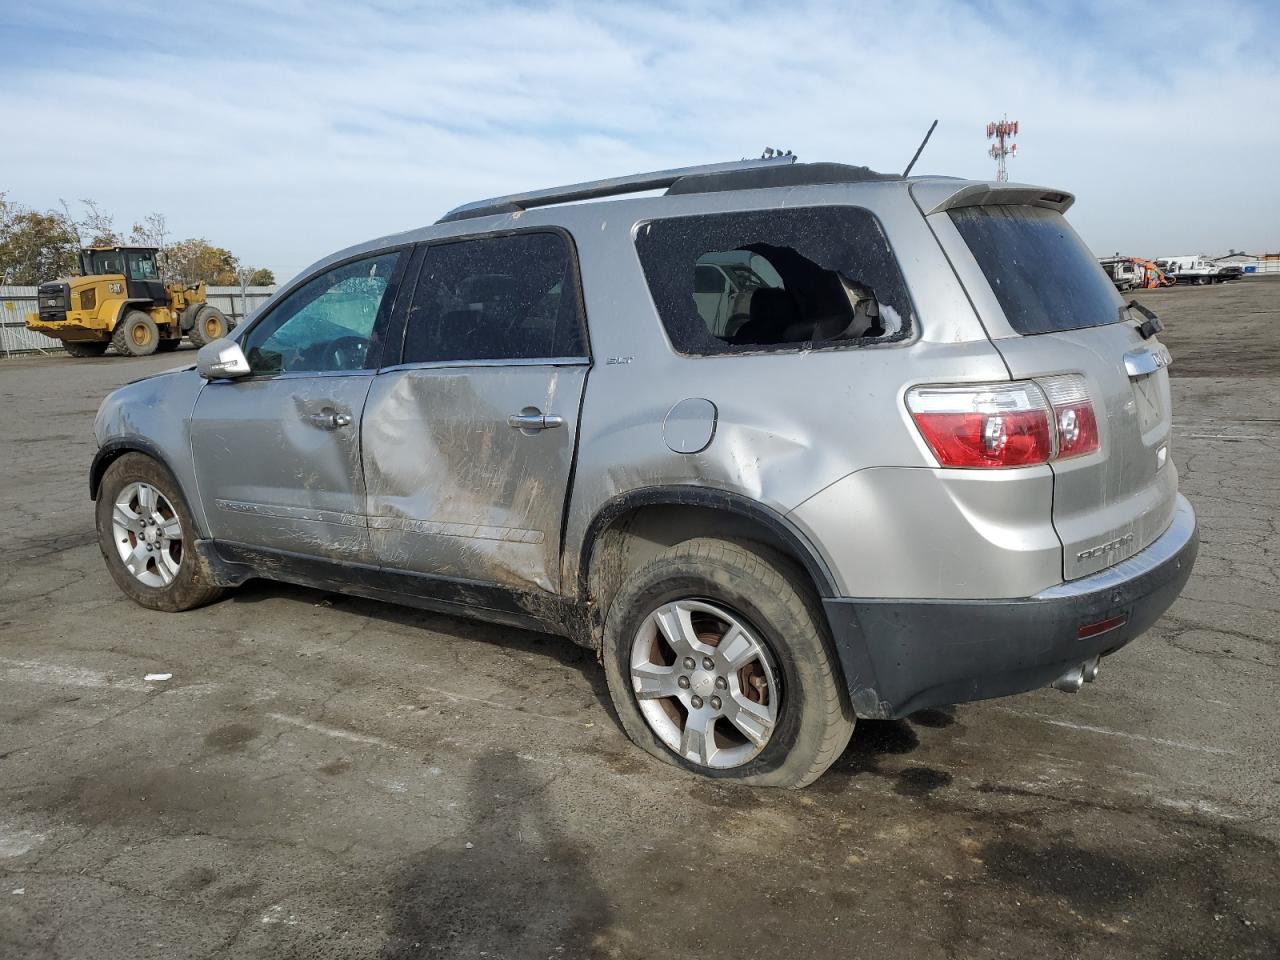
[911,181,1075,216]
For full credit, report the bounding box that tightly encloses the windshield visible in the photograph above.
[950,205,1122,335]
[84,250,126,276]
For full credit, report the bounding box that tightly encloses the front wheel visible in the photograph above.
[95,453,225,611]
[602,538,854,788]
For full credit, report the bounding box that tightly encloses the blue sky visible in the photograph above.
[4,0,1278,281]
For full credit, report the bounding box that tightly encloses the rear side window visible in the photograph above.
[402,232,586,364]
[635,207,914,356]
[949,205,1122,335]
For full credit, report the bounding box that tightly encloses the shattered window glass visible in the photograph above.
[402,231,586,364]
[635,206,913,355]
[244,251,402,374]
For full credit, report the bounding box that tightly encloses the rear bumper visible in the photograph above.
[823,494,1198,719]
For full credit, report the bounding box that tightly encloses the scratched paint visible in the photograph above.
[362,364,587,592]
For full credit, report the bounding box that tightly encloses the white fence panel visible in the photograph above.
[0,287,58,356]
[0,285,278,358]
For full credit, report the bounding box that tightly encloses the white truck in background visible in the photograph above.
[1154,255,1238,285]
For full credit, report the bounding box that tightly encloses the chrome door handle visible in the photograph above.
[507,412,565,431]
[306,410,352,430]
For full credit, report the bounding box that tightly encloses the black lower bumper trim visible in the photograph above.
[823,496,1199,719]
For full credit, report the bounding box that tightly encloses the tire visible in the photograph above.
[187,305,232,346]
[111,310,160,356]
[602,537,855,788]
[62,341,108,358]
[156,337,181,352]
[95,452,225,612]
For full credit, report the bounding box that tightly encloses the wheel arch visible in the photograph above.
[576,486,839,647]
[90,438,194,513]
[110,299,157,328]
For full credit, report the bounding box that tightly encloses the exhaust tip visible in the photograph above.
[1051,664,1085,693]
[1081,656,1100,683]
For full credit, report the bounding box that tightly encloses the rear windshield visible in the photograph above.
[949,205,1122,335]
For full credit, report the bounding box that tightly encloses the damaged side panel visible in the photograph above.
[362,363,588,593]
[188,375,374,562]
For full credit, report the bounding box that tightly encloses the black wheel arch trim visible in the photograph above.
[90,438,192,509]
[577,485,840,599]
[113,299,156,326]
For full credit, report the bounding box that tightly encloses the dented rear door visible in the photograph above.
[362,230,590,594]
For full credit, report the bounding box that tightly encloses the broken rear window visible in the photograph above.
[634,207,913,356]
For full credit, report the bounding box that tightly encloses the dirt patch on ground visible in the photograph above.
[1132,277,1280,378]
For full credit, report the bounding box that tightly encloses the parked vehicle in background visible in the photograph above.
[25,246,233,357]
[1099,256,1174,291]
[88,157,1198,787]
[1155,255,1235,285]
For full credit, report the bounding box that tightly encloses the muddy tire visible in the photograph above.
[95,452,225,612]
[187,305,232,346]
[112,310,160,356]
[62,340,109,358]
[602,537,854,789]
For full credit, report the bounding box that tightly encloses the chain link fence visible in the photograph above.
[0,285,277,357]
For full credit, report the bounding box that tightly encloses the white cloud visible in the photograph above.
[5,0,1278,278]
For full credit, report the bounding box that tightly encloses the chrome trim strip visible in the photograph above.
[368,516,544,544]
[378,356,591,374]
[1035,494,1196,599]
[215,499,364,526]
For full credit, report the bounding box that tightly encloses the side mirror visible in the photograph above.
[196,339,251,380]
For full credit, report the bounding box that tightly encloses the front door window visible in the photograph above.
[243,251,402,374]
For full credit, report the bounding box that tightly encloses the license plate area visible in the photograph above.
[1132,372,1163,433]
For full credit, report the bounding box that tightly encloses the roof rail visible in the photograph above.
[437,155,797,224]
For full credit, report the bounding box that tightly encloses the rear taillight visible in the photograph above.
[1038,375,1100,459]
[906,375,1098,469]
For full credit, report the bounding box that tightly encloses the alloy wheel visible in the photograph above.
[110,481,183,587]
[629,599,780,769]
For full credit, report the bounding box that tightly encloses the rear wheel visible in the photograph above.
[187,305,232,346]
[112,310,160,356]
[95,453,225,611]
[62,340,108,358]
[602,537,854,788]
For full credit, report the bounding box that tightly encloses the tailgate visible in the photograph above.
[993,326,1177,578]
[936,199,1179,580]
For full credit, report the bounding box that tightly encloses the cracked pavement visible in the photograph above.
[1,279,1278,959]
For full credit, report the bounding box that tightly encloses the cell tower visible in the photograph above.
[986,117,1019,182]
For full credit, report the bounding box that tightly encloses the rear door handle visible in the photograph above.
[306,410,352,430]
[507,411,564,431]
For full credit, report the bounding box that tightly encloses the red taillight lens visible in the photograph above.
[1039,375,1100,459]
[906,383,1055,467]
[906,376,1099,469]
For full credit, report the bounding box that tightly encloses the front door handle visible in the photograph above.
[306,410,352,430]
[508,410,565,431]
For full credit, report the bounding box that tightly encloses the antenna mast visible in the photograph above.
[986,117,1019,182]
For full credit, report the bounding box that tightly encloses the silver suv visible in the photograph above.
[91,156,1198,788]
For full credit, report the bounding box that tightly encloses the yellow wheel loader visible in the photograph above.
[24,246,233,358]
